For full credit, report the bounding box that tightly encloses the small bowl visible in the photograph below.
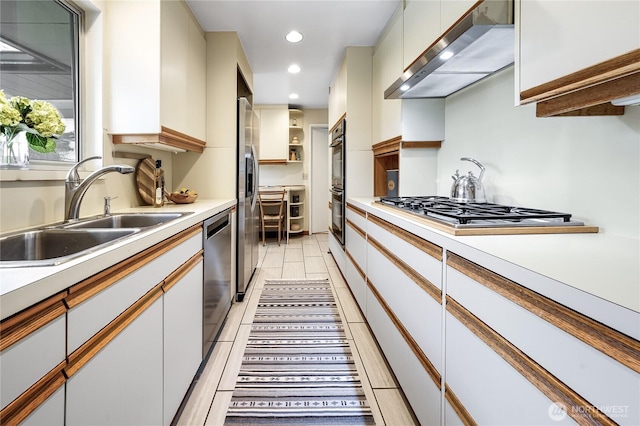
[166,192,198,204]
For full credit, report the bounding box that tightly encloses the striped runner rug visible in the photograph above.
[224,278,375,425]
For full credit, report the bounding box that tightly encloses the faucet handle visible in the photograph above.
[104,195,117,216]
[66,156,102,183]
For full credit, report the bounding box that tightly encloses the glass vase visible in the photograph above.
[0,132,29,170]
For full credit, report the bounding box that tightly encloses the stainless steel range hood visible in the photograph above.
[385,0,514,99]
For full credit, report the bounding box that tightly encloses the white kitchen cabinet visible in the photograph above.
[0,292,66,423]
[403,0,440,70]
[440,0,477,33]
[518,0,640,103]
[66,297,164,426]
[20,387,65,426]
[345,203,368,312]
[366,284,442,426]
[373,6,403,144]
[287,186,305,239]
[67,231,203,354]
[163,259,204,426]
[107,0,206,153]
[446,252,640,425]
[288,109,304,163]
[257,107,289,163]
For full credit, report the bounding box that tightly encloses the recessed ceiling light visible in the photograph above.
[288,64,301,74]
[289,93,299,100]
[286,31,303,43]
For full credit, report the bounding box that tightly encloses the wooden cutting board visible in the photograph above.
[135,157,156,205]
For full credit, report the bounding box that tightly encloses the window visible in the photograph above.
[0,0,80,164]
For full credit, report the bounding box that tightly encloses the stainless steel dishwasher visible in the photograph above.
[202,210,232,358]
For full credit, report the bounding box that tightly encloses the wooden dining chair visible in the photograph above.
[258,189,286,246]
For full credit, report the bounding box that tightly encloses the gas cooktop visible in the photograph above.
[376,196,598,234]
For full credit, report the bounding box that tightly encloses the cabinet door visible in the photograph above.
[21,386,65,426]
[66,299,164,426]
[440,0,476,33]
[519,0,640,93]
[373,7,402,143]
[259,108,289,161]
[163,260,204,425]
[403,0,440,69]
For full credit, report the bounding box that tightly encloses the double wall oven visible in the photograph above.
[330,119,345,245]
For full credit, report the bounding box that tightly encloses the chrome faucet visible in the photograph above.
[64,156,135,222]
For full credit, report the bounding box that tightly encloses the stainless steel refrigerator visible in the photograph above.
[236,97,259,301]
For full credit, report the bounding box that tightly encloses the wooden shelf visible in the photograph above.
[112,126,205,154]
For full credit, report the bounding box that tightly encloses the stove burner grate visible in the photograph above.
[379,196,574,225]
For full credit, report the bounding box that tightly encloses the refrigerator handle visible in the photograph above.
[250,144,259,210]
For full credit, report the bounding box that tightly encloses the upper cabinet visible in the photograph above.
[288,110,304,163]
[257,106,289,164]
[518,0,640,116]
[403,1,440,70]
[373,5,403,144]
[106,0,206,153]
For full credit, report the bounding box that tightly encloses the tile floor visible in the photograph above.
[176,233,418,426]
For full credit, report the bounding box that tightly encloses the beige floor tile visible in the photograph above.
[335,286,365,323]
[327,266,346,288]
[284,247,304,262]
[350,322,398,389]
[349,340,385,425]
[282,261,306,278]
[304,256,328,274]
[216,301,246,342]
[262,251,284,267]
[176,341,232,426]
[203,391,233,426]
[374,388,419,426]
[306,272,330,281]
[218,324,252,390]
[302,243,323,257]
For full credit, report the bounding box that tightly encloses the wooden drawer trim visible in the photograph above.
[345,250,366,282]
[112,126,206,153]
[0,291,67,352]
[64,284,164,379]
[446,296,616,426]
[520,49,640,104]
[66,224,202,309]
[330,113,346,133]
[368,214,442,261]
[346,218,366,240]
[258,159,288,165]
[162,251,203,293]
[0,360,66,426]
[444,385,477,426]
[367,277,441,389]
[346,202,366,219]
[368,234,441,305]
[372,136,402,157]
[447,252,640,374]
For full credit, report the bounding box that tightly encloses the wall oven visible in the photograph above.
[330,188,344,245]
[330,119,345,245]
[330,119,345,189]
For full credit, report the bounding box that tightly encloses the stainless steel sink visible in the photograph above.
[0,229,137,267]
[0,212,192,267]
[61,213,187,229]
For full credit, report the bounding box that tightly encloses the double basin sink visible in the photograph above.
[0,212,191,267]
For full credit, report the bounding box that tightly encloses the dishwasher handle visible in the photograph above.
[205,213,230,239]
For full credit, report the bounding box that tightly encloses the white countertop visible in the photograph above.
[0,199,236,320]
[349,198,639,317]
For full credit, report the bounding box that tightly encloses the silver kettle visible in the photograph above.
[451,157,487,203]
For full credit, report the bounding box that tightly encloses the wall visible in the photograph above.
[437,66,640,239]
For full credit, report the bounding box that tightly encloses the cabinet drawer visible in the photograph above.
[67,229,202,354]
[345,219,366,277]
[367,214,442,289]
[0,315,65,410]
[366,290,441,426]
[367,242,442,374]
[447,253,640,425]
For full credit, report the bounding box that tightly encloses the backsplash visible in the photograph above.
[437,67,639,239]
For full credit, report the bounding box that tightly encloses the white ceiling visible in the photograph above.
[185,0,401,109]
